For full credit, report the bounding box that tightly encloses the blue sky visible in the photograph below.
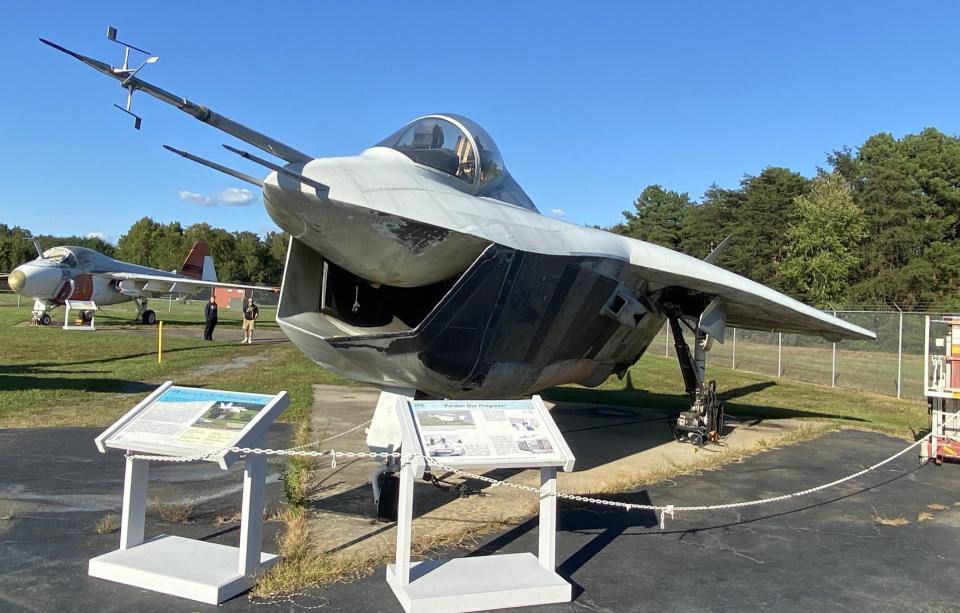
[1,1,957,243]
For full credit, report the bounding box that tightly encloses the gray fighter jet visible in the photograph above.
[41,31,874,420]
[7,239,273,325]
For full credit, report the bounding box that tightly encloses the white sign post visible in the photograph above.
[387,396,575,613]
[88,382,289,605]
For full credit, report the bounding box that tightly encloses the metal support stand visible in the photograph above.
[386,397,573,613]
[386,460,569,613]
[88,436,277,604]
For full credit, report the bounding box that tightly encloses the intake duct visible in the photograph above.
[278,237,460,339]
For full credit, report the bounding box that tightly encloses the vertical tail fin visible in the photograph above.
[202,255,218,282]
[179,241,208,279]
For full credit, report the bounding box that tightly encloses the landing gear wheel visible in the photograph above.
[376,472,400,522]
[81,310,94,323]
[39,313,51,326]
[141,309,156,325]
[689,432,705,447]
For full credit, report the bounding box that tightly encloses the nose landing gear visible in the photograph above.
[31,299,54,326]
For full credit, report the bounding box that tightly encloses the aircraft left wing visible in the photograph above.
[107,272,277,296]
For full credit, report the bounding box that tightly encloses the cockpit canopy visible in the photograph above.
[376,114,538,212]
[42,247,77,267]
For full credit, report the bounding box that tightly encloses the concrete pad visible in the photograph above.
[303,386,819,565]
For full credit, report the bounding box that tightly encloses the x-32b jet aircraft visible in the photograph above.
[42,29,874,435]
[6,240,273,325]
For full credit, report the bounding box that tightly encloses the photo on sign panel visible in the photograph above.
[193,401,263,431]
[423,432,467,457]
[418,411,475,428]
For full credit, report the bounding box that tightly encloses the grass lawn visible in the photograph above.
[0,302,351,428]
[545,352,928,438]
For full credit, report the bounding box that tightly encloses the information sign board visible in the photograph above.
[405,396,574,472]
[96,382,287,467]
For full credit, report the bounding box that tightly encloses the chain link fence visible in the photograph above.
[0,286,945,401]
[653,310,949,401]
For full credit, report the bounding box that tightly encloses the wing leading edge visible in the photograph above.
[108,272,277,295]
[622,240,875,342]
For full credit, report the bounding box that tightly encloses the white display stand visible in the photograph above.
[89,382,289,604]
[63,299,97,330]
[387,396,575,613]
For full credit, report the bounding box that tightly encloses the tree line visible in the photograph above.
[611,128,960,309]
[0,218,288,286]
[5,127,957,308]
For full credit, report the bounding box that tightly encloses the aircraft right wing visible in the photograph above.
[108,272,277,296]
[619,240,875,342]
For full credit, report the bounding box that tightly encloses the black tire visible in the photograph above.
[141,310,157,325]
[689,432,705,447]
[376,473,400,522]
[82,310,94,323]
[40,313,51,326]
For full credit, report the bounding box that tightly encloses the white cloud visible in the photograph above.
[85,232,115,244]
[216,187,256,206]
[550,208,566,218]
[178,187,257,207]
[178,190,213,206]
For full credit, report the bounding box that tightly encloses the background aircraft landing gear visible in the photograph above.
[134,298,156,325]
[38,313,52,326]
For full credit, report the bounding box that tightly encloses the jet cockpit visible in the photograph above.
[376,114,538,212]
[41,247,78,268]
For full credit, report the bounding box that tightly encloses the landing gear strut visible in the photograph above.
[134,297,156,325]
[32,299,53,326]
[667,308,724,447]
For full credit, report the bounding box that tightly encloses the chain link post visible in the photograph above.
[896,307,903,399]
[732,327,736,369]
[777,332,782,378]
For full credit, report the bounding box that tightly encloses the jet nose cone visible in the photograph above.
[8,269,25,293]
[9,265,63,298]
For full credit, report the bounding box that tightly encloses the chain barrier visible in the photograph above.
[128,414,960,530]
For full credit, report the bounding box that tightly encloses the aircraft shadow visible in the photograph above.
[463,490,658,599]
[543,380,869,424]
[0,345,220,372]
[0,374,154,394]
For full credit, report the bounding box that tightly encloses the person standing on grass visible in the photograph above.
[241,297,259,344]
[204,295,218,341]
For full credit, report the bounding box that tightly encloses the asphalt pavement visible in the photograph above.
[1,429,957,612]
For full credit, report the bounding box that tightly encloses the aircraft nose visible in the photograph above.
[8,265,63,298]
[8,269,25,293]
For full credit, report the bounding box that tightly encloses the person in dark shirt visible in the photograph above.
[241,297,259,344]
[204,295,218,341]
